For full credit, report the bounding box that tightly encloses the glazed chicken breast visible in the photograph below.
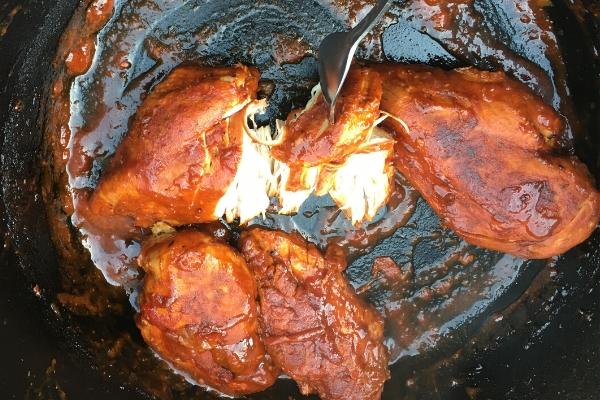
[88,64,275,227]
[378,64,600,259]
[136,231,279,395]
[240,228,390,400]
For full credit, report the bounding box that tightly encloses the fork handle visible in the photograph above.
[350,0,393,44]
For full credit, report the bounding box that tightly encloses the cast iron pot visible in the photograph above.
[0,0,599,399]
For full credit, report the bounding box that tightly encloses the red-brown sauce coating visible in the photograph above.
[240,228,390,400]
[272,66,382,168]
[378,64,600,258]
[65,39,96,76]
[272,33,313,65]
[84,64,259,229]
[39,0,597,396]
[85,0,115,31]
[137,231,279,395]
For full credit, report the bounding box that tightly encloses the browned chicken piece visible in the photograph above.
[377,64,600,259]
[269,66,393,223]
[240,228,390,400]
[136,231,279,396]
[88,64,259,227]
[271,66,382,171]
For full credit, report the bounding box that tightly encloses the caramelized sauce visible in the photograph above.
[41,0,573,393]
[85,0,115,31]
[272,33,313,65]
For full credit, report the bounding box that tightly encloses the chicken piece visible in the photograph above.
[136,231,279,395]
[271,66,382,169]
[378,64,600,259]
[240,228,390,400]
[88,64,274,227]
[273,126,395,223]
[325,128,395,223]
[266,66,393,223]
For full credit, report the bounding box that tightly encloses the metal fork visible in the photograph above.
[318,0,393,123]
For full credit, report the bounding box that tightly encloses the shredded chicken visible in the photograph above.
[328,127,394,224]
[214,91,396,224]
[263,81,394,224]
[214,104,277,224]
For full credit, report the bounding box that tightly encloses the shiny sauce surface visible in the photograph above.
[42,0,572,392]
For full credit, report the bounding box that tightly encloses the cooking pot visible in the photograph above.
[1,0,599,398]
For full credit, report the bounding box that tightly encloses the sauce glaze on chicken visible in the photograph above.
[240,228,390,400]
[88,65,259,228]
[136,230,279,395]
[378,65,600,259]
[40,0,600,399]
[272,66,382,169]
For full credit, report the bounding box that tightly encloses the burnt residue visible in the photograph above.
[34,0,600,399]
[547,0,600,176]
[345,199,544,362]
